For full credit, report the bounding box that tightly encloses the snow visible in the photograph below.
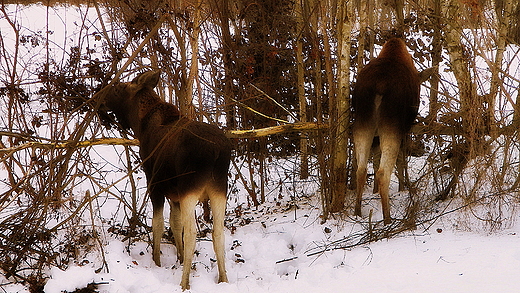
[37,197,520,293]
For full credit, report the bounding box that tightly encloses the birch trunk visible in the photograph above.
[330,1,352,212]
[439,0,482,199]
[442,0,479,139]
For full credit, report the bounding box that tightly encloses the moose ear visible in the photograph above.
[132,71,161,90]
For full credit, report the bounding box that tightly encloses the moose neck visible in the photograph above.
[132,90,182,137]
[377,38,416,73]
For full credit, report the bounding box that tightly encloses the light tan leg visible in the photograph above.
[371,139,381,194]
[169,200,184,263]
[377,130,401,225]
[152,205,164,266]
[179,194,199,291]
[353,125,376,217]
[209,191,228,283]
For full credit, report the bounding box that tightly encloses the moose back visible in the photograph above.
[96,71,231,290]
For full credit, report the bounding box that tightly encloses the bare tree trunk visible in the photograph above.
[443,0,478,130]
[308,0,325,186]
[396,0,405,27]
[316,0,336,220]
[125,144,139,234]
[186,0,201,120]
[330,0,352,212]
[212,0,237,129]
[427,0,442,123]
[309,0,324,124]
[439,0,482,199]
[490,0,512,129]
[295,0,309,179]
[356,0,368,72]
[167,13,196,119]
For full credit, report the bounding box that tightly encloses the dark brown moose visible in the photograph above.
[96,71,231,290]
[352,38,420,225]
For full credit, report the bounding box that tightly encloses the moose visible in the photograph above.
[352,38,421,225]
[95,71,231,290]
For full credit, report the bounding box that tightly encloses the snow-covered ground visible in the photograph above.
[22,195,519,293]
[2,149,519,293]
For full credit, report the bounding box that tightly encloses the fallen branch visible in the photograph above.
[0,138,139,155]
[0,122,328,154]
[226,122,328,138]
[3,120,519,155]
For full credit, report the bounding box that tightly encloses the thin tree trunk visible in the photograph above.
[427,0,442,123]
[125,144,139,234]
[319,0,336,220]
[490,0,512,130]
[308,0,324,183]
[395,0,404,27]
[492,0,511,188]
[356,0,368,72]
[167,14,195,118]
[185,0,201,120]
[330,0,352,212]
[442,0,479,133]
[295,0,309,179]
[440,0,481,199]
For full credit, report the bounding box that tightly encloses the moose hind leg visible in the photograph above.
[371,138,381,194]
[151,198,165,267]
[353,124,376,217]
[169,200,184,263]
[179,193,199,290]
[209,190,228,283]
[377,130,401,225]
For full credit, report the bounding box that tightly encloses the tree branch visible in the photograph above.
[0,138,139,155]
[0,122,328,154]
[225,122,328,138]
[3,120,518,155]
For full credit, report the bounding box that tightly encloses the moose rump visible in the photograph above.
[96,71,231,290]
[352,38,420,225]
[144,117,231,290]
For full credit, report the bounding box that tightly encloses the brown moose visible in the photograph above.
[96,71,231,290]
[352,38,421,225]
